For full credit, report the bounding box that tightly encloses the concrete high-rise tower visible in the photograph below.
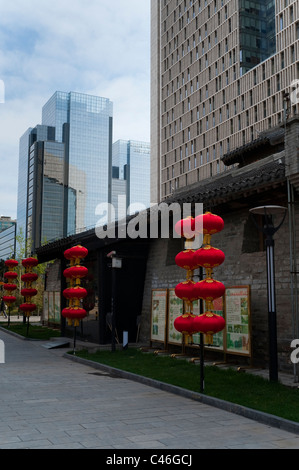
[151,0,299,203]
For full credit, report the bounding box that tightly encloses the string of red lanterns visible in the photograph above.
[174,212,226,346]
[62,246,89,328]
[3,259,19,326]
[173,218,200,342]
[20,258,39,320]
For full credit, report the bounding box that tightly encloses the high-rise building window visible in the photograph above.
[239,0,276,74]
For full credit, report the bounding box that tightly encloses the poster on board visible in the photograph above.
[150,289,168,346]
[225,286,251,356]
[48,292,55,323]
[167,289,183,345]
[206,296,225,351]
[43,292,49,323]
[54,292,61,324]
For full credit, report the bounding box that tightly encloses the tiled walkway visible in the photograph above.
[0,329,299,450]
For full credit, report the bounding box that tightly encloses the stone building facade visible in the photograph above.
[140,118,299,374]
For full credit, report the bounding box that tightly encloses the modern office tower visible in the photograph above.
[151,0,299,203]
[0,220,16,261]
[17,127,33,241]
[112,140,151,217]
[27,134,66,250]
[42,91,113,235]
[0,217,16,233]
[17,92,113,251]
[17,125,58,250]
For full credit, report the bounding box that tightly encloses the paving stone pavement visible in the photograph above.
[0,329,299,451]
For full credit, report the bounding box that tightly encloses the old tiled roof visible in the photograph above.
[36,156,286,261]
[222,128,285,166]
[165,156,286,206]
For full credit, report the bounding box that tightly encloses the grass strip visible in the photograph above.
[1,323,61,340]
[75,348,299,423]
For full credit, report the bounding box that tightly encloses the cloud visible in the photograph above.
[0,0,151,219]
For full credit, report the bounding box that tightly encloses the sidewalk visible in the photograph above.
[0,315,41,323]
[0,328,299,449]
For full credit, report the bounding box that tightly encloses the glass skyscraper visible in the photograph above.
[239,0,276,75]
[0,218,17,261]
[112,140,151,218]
[42,92,113,235]
[0,217,16,233]
[17,91,113,252]
[17,125,57,250]
[17,127,33,241]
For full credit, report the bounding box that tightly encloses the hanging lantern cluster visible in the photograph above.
[174,212,226,345]
[3,260,19,313]
[20,258,39,318]
[62,246,89,327]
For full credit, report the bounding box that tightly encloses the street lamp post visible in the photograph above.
[107,251,122,352]
[250,206,287,382]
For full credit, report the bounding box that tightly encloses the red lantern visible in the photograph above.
[195,212,224,244]
[174,217,195,240]
[21,288,38,298]
[21,273,38,283]
[2,296,17,305]
[63,287,88,300]
[174,313,198,336]
[4,284,17,292]
[193,312,226,345]
[194,246,225,269]
[4,271,18,280]
[175,281,198,302]
[175,250,198,272]
[5,260,18,269]
[62,307,87,327]
[19,303,37,315]
[194,279,226,302]
[64,246,88,265]
[63,266,88,281]
[22,258,39,269]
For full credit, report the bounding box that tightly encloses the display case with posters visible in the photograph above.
[225,286,251,357]
[150,289,168,347]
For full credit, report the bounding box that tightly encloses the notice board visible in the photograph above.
[150,289,168,346]
[150,286,252,358]
[44,292,61,324]
[225,286,251,357]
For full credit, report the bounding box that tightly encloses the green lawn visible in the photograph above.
[75,348,299,423]
[1,323,61,340]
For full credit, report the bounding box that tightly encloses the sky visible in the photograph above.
[0,0,151,220]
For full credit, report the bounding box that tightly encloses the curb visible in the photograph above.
[64,352,299,436]
[0,326,57,342]
[0,326,40,341]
